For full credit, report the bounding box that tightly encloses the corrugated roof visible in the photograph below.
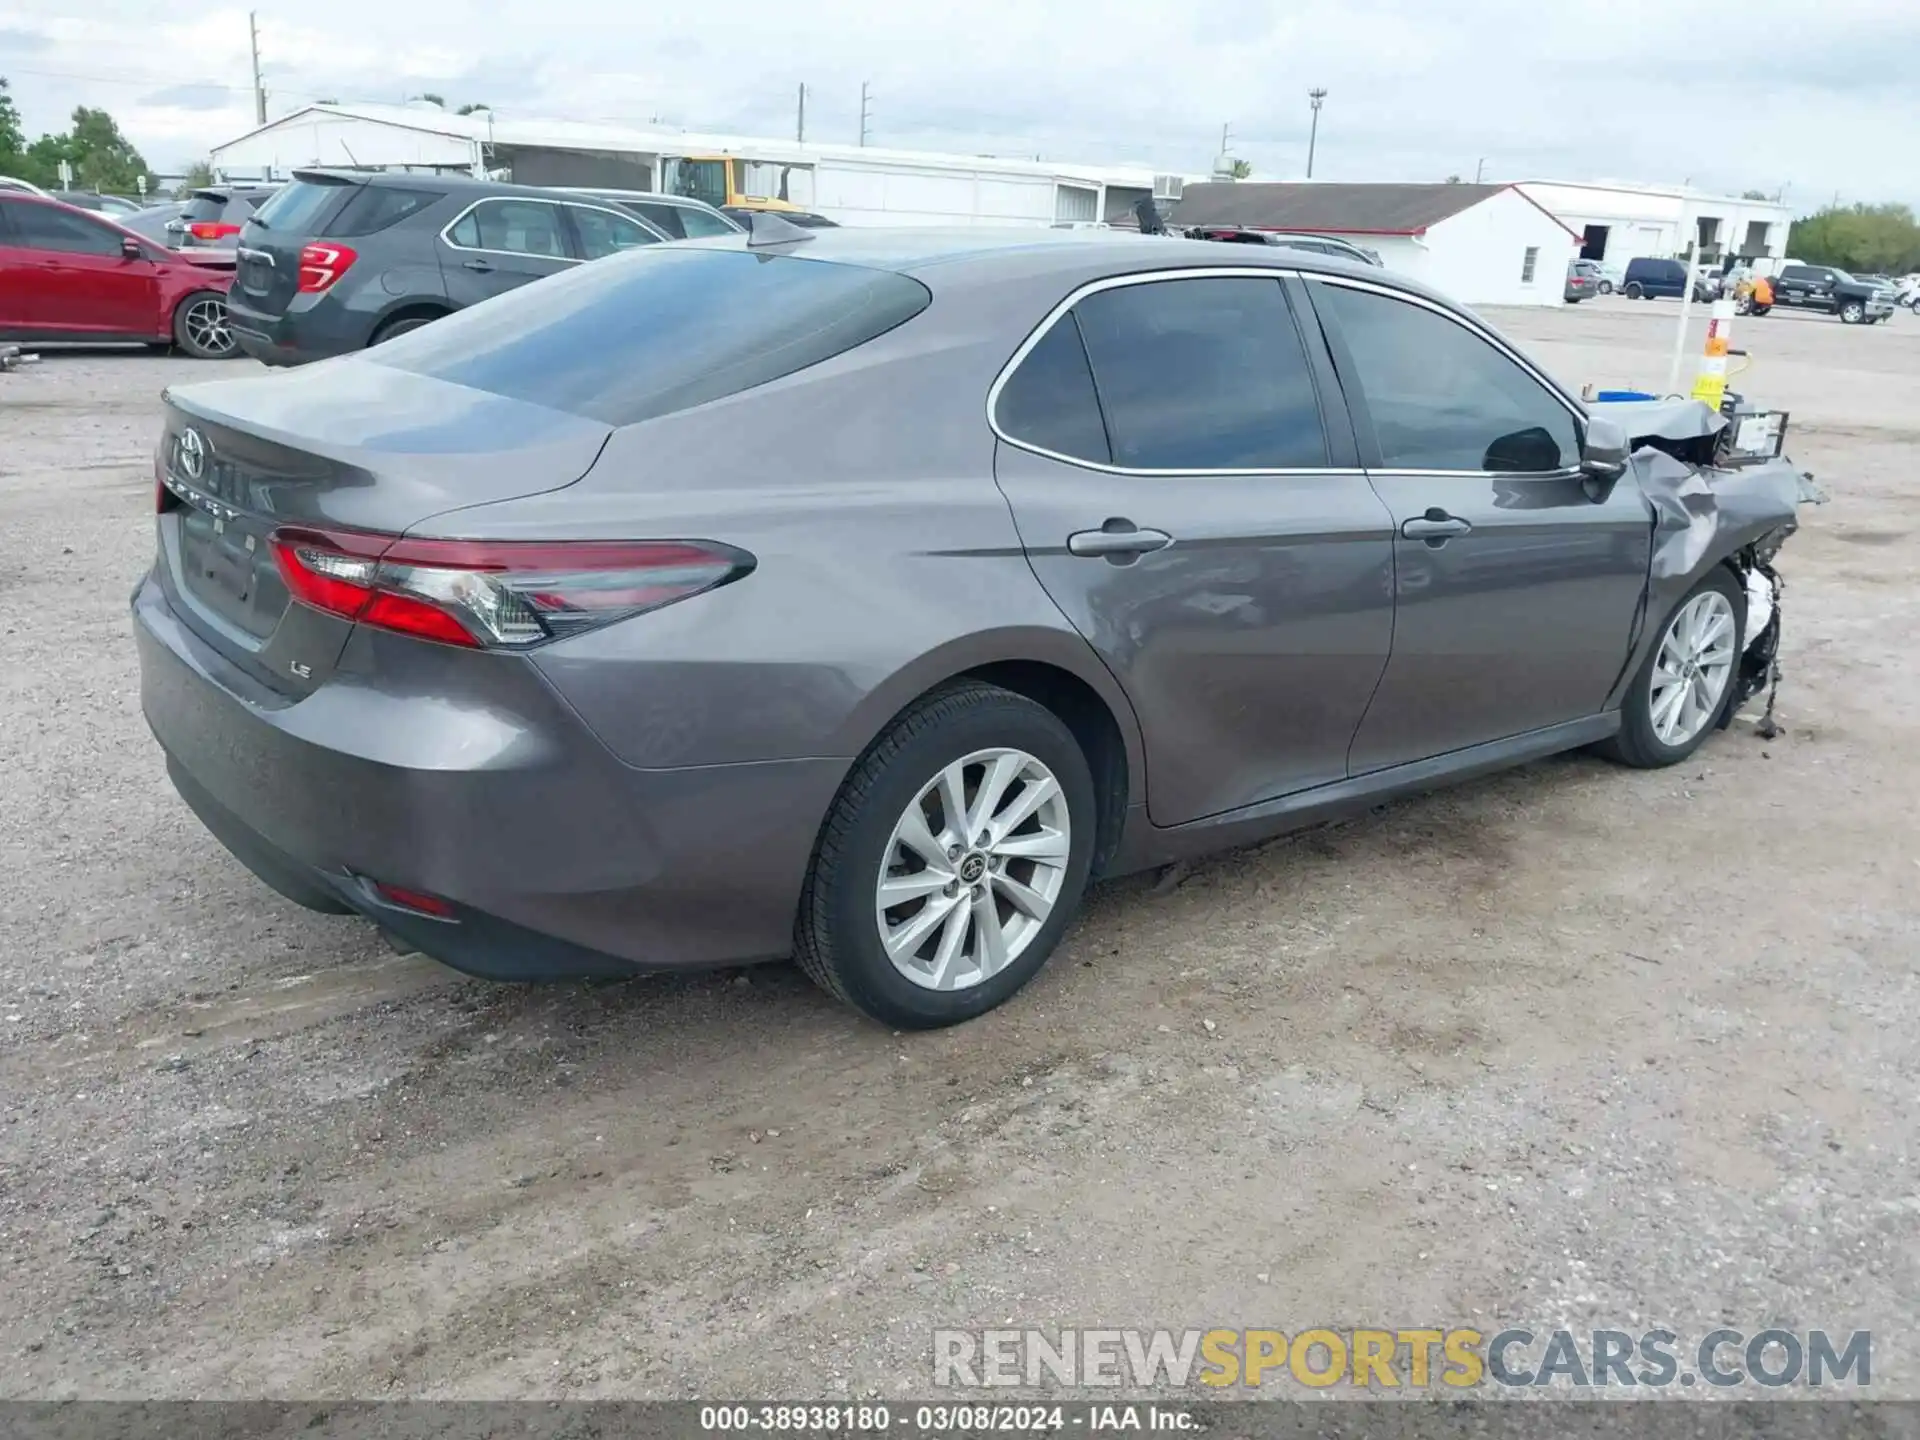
[1171,182,1513,236]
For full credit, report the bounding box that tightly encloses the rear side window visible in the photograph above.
[1069,276,1328,470]
[446,199,567,257]
[995,314,1110,464]
[567,204,660,259]
[249,180,344,234]
[367,248,932,426]
[329,185,439,236]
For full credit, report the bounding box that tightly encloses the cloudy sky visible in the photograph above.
[5,0,1917,207]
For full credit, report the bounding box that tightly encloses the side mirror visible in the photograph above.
[121,236,144,260]
[1580,414,1629,498]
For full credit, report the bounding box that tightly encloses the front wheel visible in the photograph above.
[794,681,1096,1028]
[1598,280,1614,295]
[1840,300,1865,324]
[1599,569,1744,769]
[172,291,239,359]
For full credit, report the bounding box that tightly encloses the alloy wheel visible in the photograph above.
[874,747,1072,992]
[1649,591,1737,747]
[184,296,236,357]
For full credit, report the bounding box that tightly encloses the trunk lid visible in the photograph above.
[234,173,363,318]
[155,363,611,700]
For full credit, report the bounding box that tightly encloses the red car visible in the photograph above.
[0,192,238,358]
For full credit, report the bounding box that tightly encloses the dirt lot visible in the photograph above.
[1,298,1915,1400]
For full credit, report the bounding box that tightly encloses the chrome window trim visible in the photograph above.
[985,265,1366,478]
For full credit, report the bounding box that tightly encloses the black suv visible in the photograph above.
[1771,264,1897,324]
[226,171,668,365]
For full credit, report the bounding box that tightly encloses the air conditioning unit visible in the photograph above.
[1153,174,1185,201]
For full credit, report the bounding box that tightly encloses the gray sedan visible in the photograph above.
[134,230,1807,1028]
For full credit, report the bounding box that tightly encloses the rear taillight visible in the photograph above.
[269,529,754,649]
[296,243,358,293]
[188,221,242,241]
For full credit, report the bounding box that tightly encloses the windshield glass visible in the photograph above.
[664,159,729,209]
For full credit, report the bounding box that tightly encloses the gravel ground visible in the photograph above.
[0,299,1914,1401]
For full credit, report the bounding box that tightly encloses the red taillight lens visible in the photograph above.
[296,243,358,293]
[188,221,242,241]
[270,529,753,649]
[371,881,454,917]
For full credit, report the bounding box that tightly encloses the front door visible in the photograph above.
[1304,277,1652,774]
[991,271,1396,827]
[438,197,577,308]
[3,200,158,334]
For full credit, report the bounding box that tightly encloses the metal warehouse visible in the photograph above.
[207,102,1187,230]
[1515,180,1795,269]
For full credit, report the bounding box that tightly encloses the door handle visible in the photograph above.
[462,259,494,272]
[1067,520,1173,559]
[1401,512,1473,541]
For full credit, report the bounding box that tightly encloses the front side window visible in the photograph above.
[673,205,738,238]
[665,159,729,210]
[446,199,567,258]
[568,205,660,260]
[1315,282,1578,473]
[10,203,122,255]
[1070,276,1328,470]
[633,202,688,239]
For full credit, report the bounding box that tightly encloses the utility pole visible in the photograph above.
[1473,156,1486,183]
[796,83,807,143]
[859,82,872,147]
[248,11,266,125]
[1305,88,1327,178]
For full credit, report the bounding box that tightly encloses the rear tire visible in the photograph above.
[794,681,1095,1029]
[369,312,443,347]
[1599,568,1744,769]
[171,291,238,359]
[1624,281,1644,299]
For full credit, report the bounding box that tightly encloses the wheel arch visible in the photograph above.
[829,630,1145,878]
[367,300,453,345]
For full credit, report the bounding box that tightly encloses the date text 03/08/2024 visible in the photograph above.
[698,1404,1196,1432]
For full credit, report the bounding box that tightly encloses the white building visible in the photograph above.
[207,102,1188,229]
[1170,182,1582,307]
[1516,181,1794,269]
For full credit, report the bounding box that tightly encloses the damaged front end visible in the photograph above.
[1595,397,1826,740]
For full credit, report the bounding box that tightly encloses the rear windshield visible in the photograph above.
[180,193,235,223]
[367,247,932,426]
[248,179,347,234]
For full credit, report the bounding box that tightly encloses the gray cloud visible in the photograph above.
[138,83,233,112]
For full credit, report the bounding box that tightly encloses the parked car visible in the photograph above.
[1620,257,1691,300]
[1186,226,1383,266]
[225,169,667,365]
[117,201,190,248]
[0,192,238,356]
[135,230,1807,1028]
[51,190,144,217]
[166,184,279,255]
[561,187,741,239]
[1565,259,1601,303]
[1771,264,1897,324]
[0,175,48,196]
[1585,259,1625,294]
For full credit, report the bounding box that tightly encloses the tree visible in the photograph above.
[1741,188,1772,201]
[25,106,149,192]
[456,102,491,116]
[1789,202,1920,274]
[174,161,214,197]
[1228,157,1252,180]
[412,93,446,107]
[0,76,55,186]
[1444,173,1462,184]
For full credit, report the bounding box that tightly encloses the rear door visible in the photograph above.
[1775,265,1818,307]
[992,270,1396,826]
[4,201,156,333]
[1305,277,1651,773]
[438,197,575,306]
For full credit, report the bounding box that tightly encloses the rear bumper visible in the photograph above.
[225,295,361,367]
[133,572,846,979]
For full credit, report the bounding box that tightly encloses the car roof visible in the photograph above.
[674,224,1453,306]
[291,168,588,201]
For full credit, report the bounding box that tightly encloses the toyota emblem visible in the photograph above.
[177,427,207,481]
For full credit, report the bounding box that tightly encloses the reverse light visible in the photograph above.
[296,243,358,293]
[270,529,754,649]
[188,221,242,242]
